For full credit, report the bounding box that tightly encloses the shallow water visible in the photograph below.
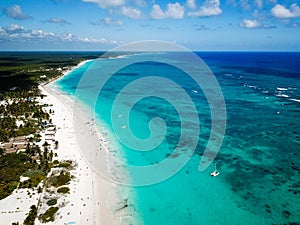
[56,52,300,225]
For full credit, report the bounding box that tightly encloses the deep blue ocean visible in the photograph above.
[56,52,300,225]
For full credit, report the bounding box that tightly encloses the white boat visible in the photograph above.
[210,163,219,177]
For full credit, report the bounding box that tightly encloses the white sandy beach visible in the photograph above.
[39,84,120,225]
[0,60,138,225]
[38,62,138,224]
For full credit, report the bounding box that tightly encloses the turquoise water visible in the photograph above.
[56,52,300,224]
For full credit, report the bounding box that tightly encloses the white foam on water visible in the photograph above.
[290,98,300,103]
[276,87,288,91]
[276,94,289,98]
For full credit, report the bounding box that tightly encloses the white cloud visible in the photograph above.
[4,5,31,20]
[186,0,196,9]
[226,0,251,10]
[82,0,124,8]
[166,2,185,18]
[240,0,251,10]
[4,27,55,40]
[31,29,55,38]
[254,0,263,9]
[252,9,259,18]
[151,5,165,19]
[6,24,24,32]
[25,30,54,39]
[151,2,185,19]
[271,3,300,18]
[239,18,276,29]
[0,24,118,46]
[134,0,147,7]
[77,37,117,44]
[240,19,260,28]
[44,18,70,25]
[121,6,142,19]
[103,17,123,26]
[188,0,222,17]
[62,33,73,41]
[78,37,103,43]
[0,27,5,34]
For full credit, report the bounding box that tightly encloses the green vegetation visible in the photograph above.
[52,159,59,165]
[46,199,57,206]
[19,170,46,189]
[0,52,100,97]
[0,52,99,221]
[50,171,71,187]
[54,160,73,169]
[23,205,37,225]
[57,186,70,194]
[0,153,36,199]
[0,150,52,199]
[0,116,17,142]
[39,206,59,223]
[0,98,50,142]
[0,147,5,155]
[0,52,100,141]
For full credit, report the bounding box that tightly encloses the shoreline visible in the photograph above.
[40,60,138,224]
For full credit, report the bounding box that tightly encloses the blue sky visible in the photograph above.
[0,0,300,51]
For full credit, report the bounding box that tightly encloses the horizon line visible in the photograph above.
[1,50,300,53]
